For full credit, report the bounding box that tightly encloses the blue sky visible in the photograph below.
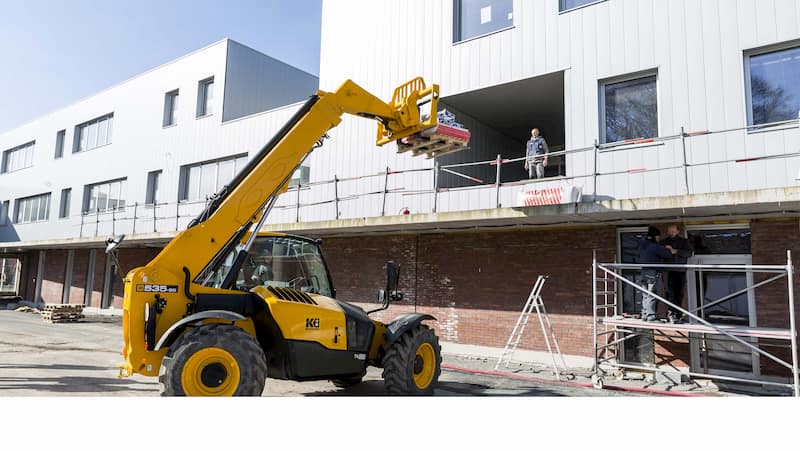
[0,0,322,133]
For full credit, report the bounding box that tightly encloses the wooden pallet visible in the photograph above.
[396,124,470,159]
[41,304,85,323]
[42,312,85,323]
[43,303,84,312]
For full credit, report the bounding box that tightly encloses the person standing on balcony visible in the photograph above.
[661,224,693,323]
[524,128,549,179]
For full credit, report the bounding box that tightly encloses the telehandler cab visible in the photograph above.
[115,78,469,395]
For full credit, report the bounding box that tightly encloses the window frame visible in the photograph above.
[743,40,800,130]
[54,130,66,159]
[179,154,247,202]
[13,192,51,224]
[196,77,215,118]
[163,89,179,127]
[598,70,660,144]
[145,170,162,206]
[0,200,9,226]
[59,188,72,219]
[452,0,515,44]
[1,141,35,174]
[558,0,608,14]
[82,178,127,214]
[73,113,114,153]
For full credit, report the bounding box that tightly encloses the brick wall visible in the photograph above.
[68,250,88,304]
[40,250,67,304]
[750,219,800,378]
[88,251,105,308]
[323,226,617,357]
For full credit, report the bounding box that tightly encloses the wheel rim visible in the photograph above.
[413,342,436,389]
[181,347,240,396]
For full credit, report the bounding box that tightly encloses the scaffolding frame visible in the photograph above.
[591,250,799,396]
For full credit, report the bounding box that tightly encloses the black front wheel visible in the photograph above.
[381,324,442,395]
[159,324,267,396]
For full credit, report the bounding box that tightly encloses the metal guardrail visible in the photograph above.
[34,118,800,238]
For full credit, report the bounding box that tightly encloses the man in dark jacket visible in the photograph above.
[660,224,693,323]
[638,226,676,321]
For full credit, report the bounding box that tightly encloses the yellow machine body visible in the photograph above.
[119,78,453,394]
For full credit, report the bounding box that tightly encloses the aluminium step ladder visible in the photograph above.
[495,275,571,380]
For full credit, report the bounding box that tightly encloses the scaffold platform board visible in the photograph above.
[600,316,793,340]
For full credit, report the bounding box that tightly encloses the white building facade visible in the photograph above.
[0,39,317,244]
[261,0,800,224]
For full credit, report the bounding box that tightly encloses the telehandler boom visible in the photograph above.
[116,78,469,395]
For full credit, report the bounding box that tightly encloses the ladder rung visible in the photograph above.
[595,291,616,295]
[596,304,617,308]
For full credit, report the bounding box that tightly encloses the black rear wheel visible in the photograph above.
[159,324,267,396]
[381,324,441,395]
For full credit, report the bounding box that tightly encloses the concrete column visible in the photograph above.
[84,249,96,306]
[102,253,114,309]
[33,250,46,307]
[62,250,74,304]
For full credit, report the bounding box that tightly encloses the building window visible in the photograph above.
[163,90,179,127]
[83,178,126,214]
[559,0,607,13]
[145,170,162,205]
[453,0,513,43]
[179,154,247,202]
[73,113,113,153]
[1,141,35,174]
[745,44,800,126]
[59,188,72,219]
[0,201,9,226]
[54,130,66,159]
[600,73,658,144]
[197,77,215,117]
[13,193,50,224]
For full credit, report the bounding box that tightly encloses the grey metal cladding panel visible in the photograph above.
[223,41,319,122]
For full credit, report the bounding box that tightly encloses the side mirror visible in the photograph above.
[386,260,400,294]
[368,261,403,315]
[105,234,126,280]
[105,234,126,254]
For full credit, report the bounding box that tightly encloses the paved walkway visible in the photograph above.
[0,308,785,397]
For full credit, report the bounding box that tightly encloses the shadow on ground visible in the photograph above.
[299,379,567,397]
[0,363,155,394]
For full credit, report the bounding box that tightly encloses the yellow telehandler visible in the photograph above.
[114,78,469,395]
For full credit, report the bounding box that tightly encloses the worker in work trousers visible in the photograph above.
[660,224,693,323]
[637,226,676,322]
[524,128,549,179]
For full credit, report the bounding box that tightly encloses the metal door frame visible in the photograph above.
[687,253,760,379]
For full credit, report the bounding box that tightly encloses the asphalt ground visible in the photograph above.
[0,309,651,397]
[2,308,791,451]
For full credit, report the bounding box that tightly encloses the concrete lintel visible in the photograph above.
[265,187,800,236]
[1,232,176,252]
